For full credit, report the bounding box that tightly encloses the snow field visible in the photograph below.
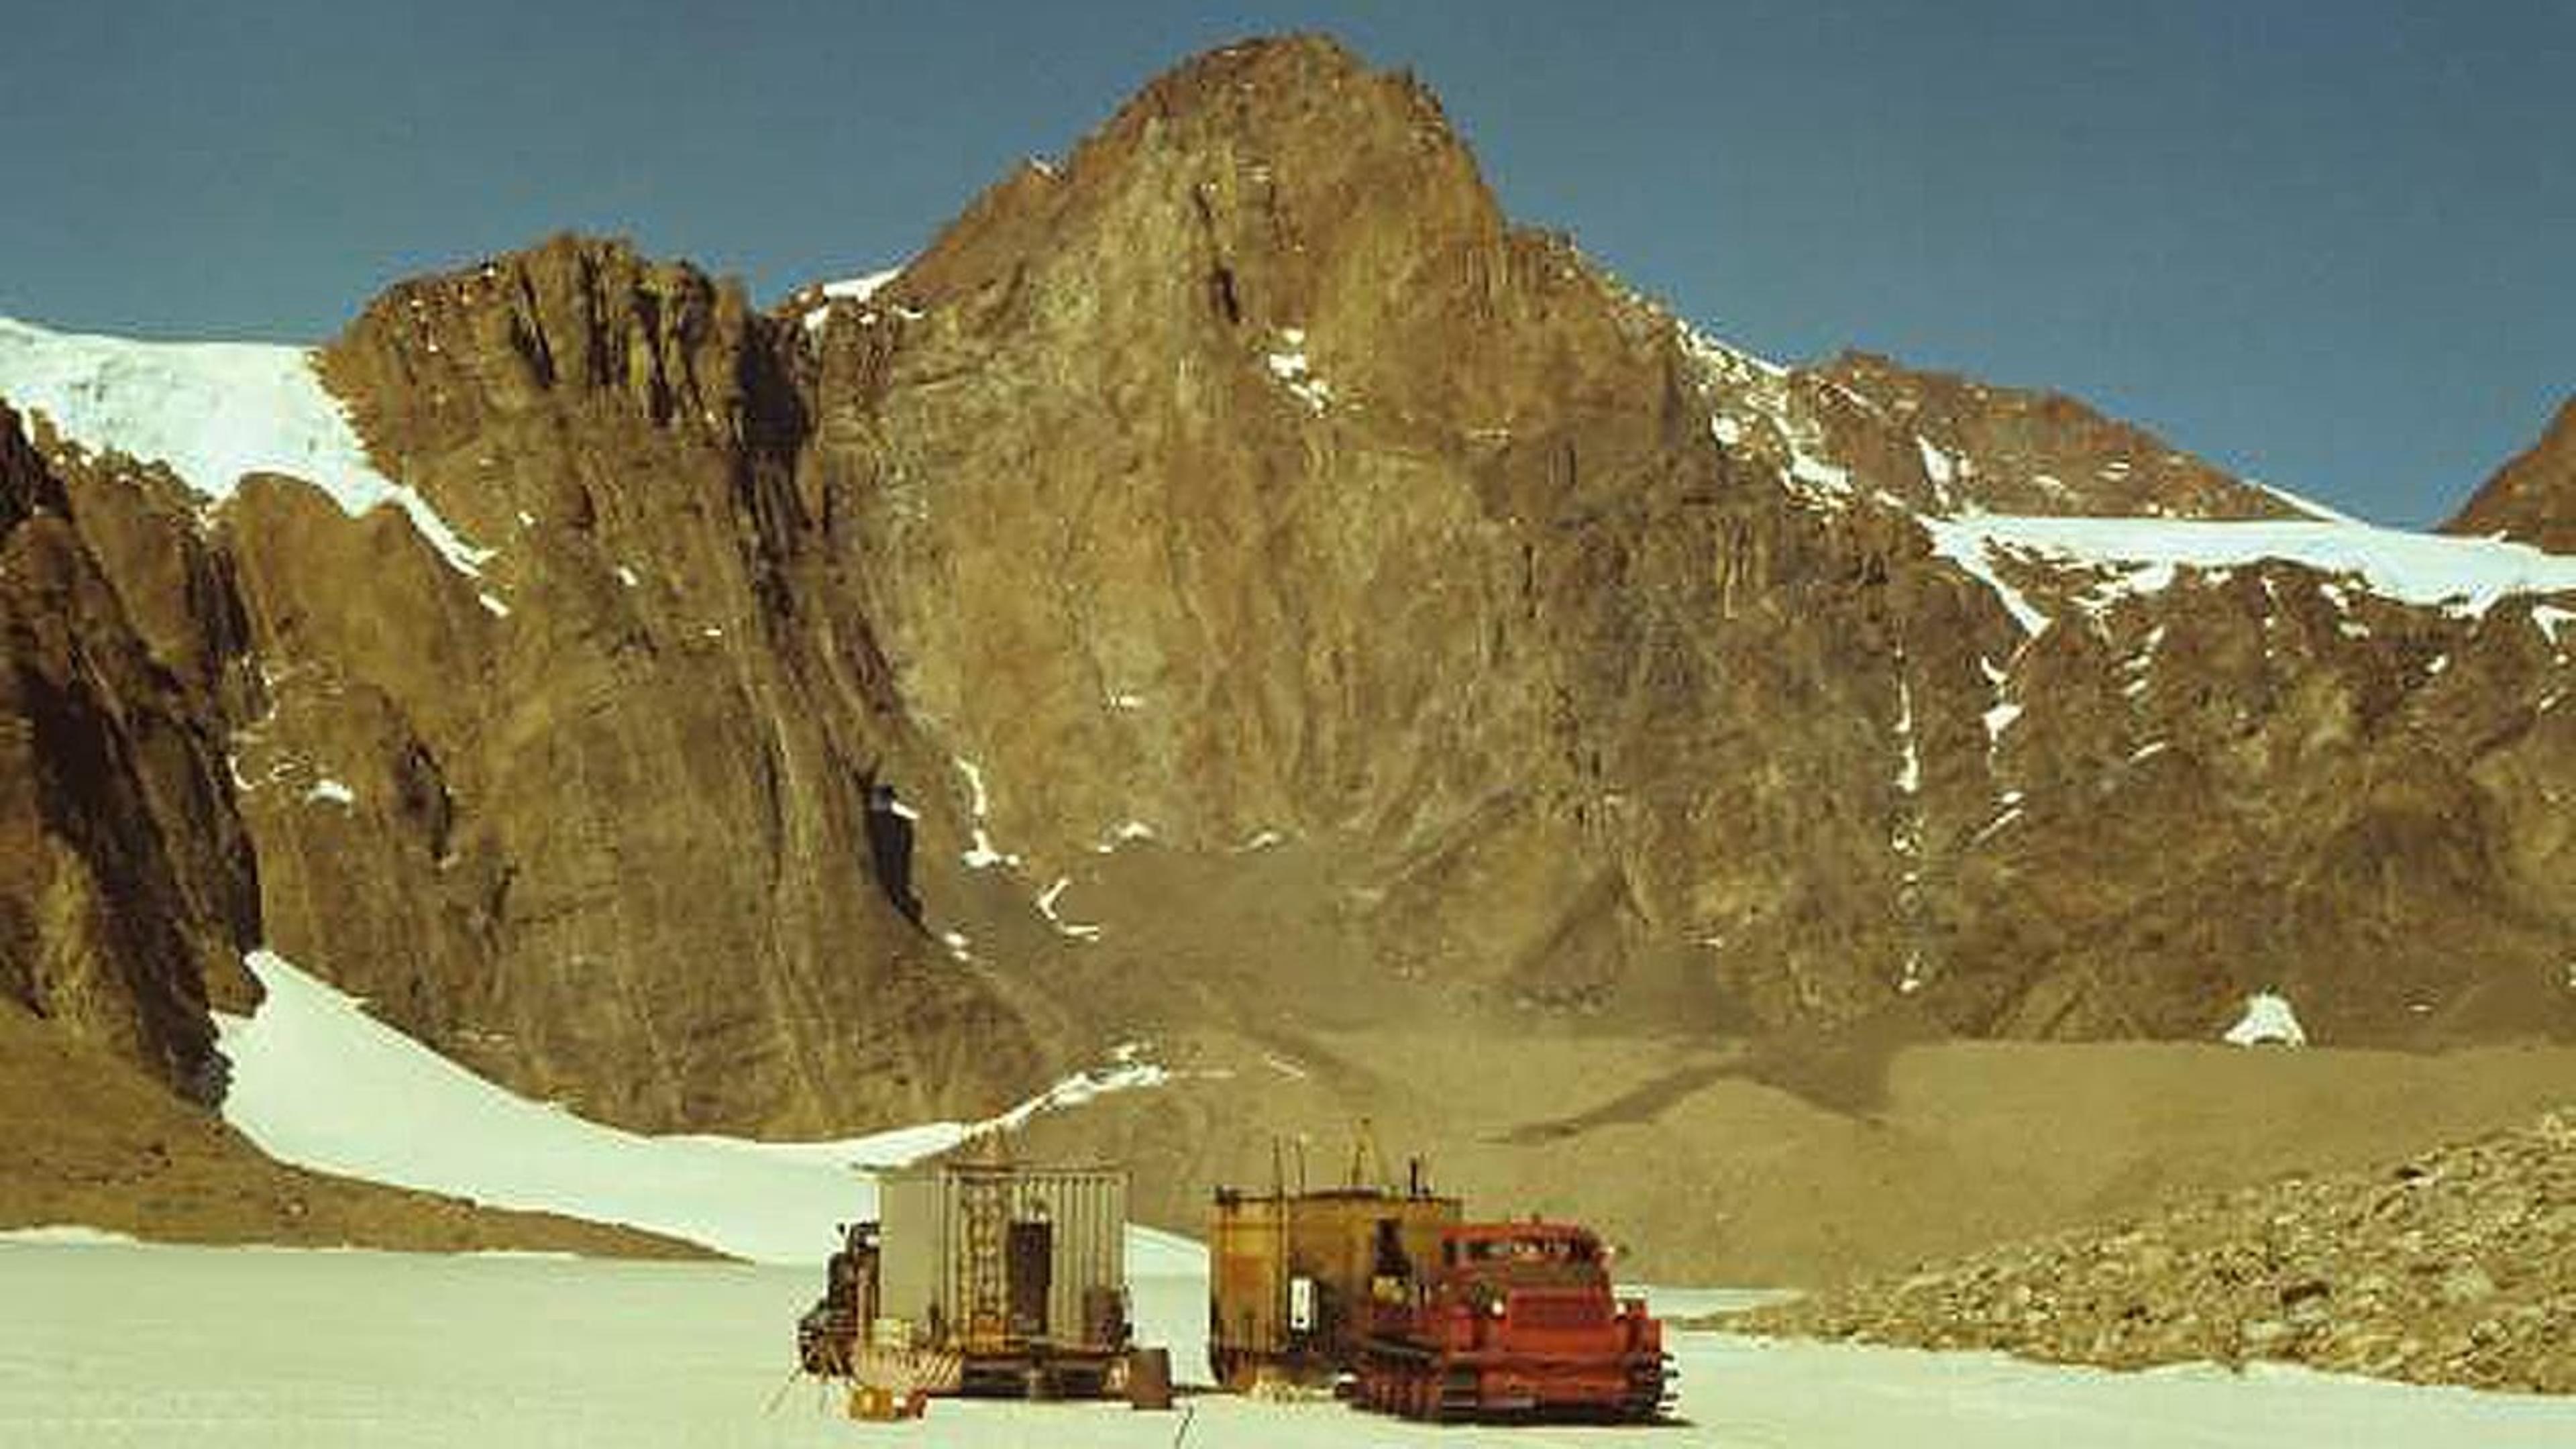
[214,950,1175,1264]
[5,1243,2572,1448]
[0,314,490,574]
[1925,512,2576,631]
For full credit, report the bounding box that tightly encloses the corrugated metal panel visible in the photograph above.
[877,1170,943,1332]
[999,1165,1124,1349]
[878,1161,1127,1352]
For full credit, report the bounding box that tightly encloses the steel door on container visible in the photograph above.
[1008,1220,1052,1338]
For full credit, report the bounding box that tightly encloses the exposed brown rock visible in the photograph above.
[241,235,1050,1134]
[0,405,258,1099]
[1822,350,2302,519]
[2446,397,2576,553]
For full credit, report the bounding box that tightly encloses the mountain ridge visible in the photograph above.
[2447,396,2576,553]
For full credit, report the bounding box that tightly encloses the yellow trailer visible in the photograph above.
[1208,1159,1460,1390]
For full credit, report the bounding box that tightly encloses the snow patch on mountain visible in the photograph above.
[0,315,490,574]
[1892,674,1922,797]
[1927,513,2576,631]
[1969,794,2025,847]
[1035,875,1104,941]
[1674,321,1866,508]
[213,950,1168,1262]
[2223,991,2308,1048]
[2253,479,2364,525]
[1668,316,2573,632]
[1091,818,1157,854]
[954,757,1020,869]
[796,268,904,336]
[1922,517,2053,634]
[1265,327,1334,413]
[820,270,900,303]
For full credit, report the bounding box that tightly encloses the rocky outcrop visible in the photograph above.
[1735,1107,2576,1393]
[1821,350,2300,519]
[0,406,258,1099]
[7,240,1053,1139]
[2447,397,2576,553]
[204,237,1050,1134]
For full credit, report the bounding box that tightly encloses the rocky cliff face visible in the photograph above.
[0,406,258,1100]
[775,35,2576,1054]
[2447,398,2576,553]
[2,35,2572,1177]
[803,38,1784,1032]
[4,247,1051,1138]
[229,240,1052,1134]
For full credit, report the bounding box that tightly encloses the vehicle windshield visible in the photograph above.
[1456,1234,1595,1264]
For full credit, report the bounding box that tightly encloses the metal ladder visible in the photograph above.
[959,1171,1009,1350]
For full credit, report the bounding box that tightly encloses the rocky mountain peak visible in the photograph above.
[877,32,1677,448]
[318,234,787,566]
[329,233,751,426]
[2445,396,2576,553]
[902,33,1488,303]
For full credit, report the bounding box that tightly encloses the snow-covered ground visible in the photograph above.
[213,950,1177,1265]
[4,1242,2569,1447]
[146,952,2576,1443]
[0,313,490,574]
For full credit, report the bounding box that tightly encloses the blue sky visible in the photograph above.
[2,1,2567,523]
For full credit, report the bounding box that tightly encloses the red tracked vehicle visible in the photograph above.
[1350,1220,1671,1423]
